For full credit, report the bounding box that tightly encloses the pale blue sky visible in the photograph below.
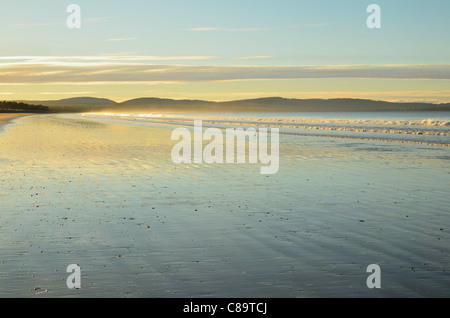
[2,0,449,64]
[1,0,449,101]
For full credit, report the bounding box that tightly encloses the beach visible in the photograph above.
[0,113,449,297]
[0,113,30,125]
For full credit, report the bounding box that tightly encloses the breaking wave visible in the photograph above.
[82,112,450,145]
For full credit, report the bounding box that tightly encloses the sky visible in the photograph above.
[0,0,449,103]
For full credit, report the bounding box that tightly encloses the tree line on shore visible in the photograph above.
[0,101,50,113]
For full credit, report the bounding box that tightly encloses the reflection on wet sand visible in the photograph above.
[0,114,449,297]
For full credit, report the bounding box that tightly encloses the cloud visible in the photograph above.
[0,55,217,68]
[84,17,110,23]
[290,23,331,28]
[0,57,449,85]
[233,56,275,60]
[8,16,110,29]
[188,27,274,32]
[38,91,94,95]
[8,22,63,28]
[106,38,139,42]
[188,23,330,32]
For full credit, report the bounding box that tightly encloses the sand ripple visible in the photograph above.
[0,114,448,297]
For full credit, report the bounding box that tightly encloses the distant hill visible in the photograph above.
[24,97,117,112]
[220,97,450,112]
[90,97,450,112]
[23,97,450,113]
[118,98,218,112]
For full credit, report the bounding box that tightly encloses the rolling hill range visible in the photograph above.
[21,97,450,113]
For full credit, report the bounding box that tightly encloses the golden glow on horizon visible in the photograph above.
[0,58,448,103]
[2,78,449,104]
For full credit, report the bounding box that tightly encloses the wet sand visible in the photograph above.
[0,113,31,125]
[0,113,449,297]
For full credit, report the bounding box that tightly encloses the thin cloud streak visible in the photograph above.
[188,23,330,32]
[0,55,218,68]
[8,17,110,28]
[188,27,274,31]
[38,92,94,95]
[84,17,111,23]
[233,56,275,60]
[8,22,63,28]
[1,63,449,84]
[106,38,139,42]
[0,56,217,61]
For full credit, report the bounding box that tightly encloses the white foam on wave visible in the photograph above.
[81,112,450,141]
[83,112,450,127]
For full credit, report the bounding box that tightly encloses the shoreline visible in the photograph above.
[0,113,32,126]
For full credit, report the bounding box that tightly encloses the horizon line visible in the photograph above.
[5,96,450,105]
